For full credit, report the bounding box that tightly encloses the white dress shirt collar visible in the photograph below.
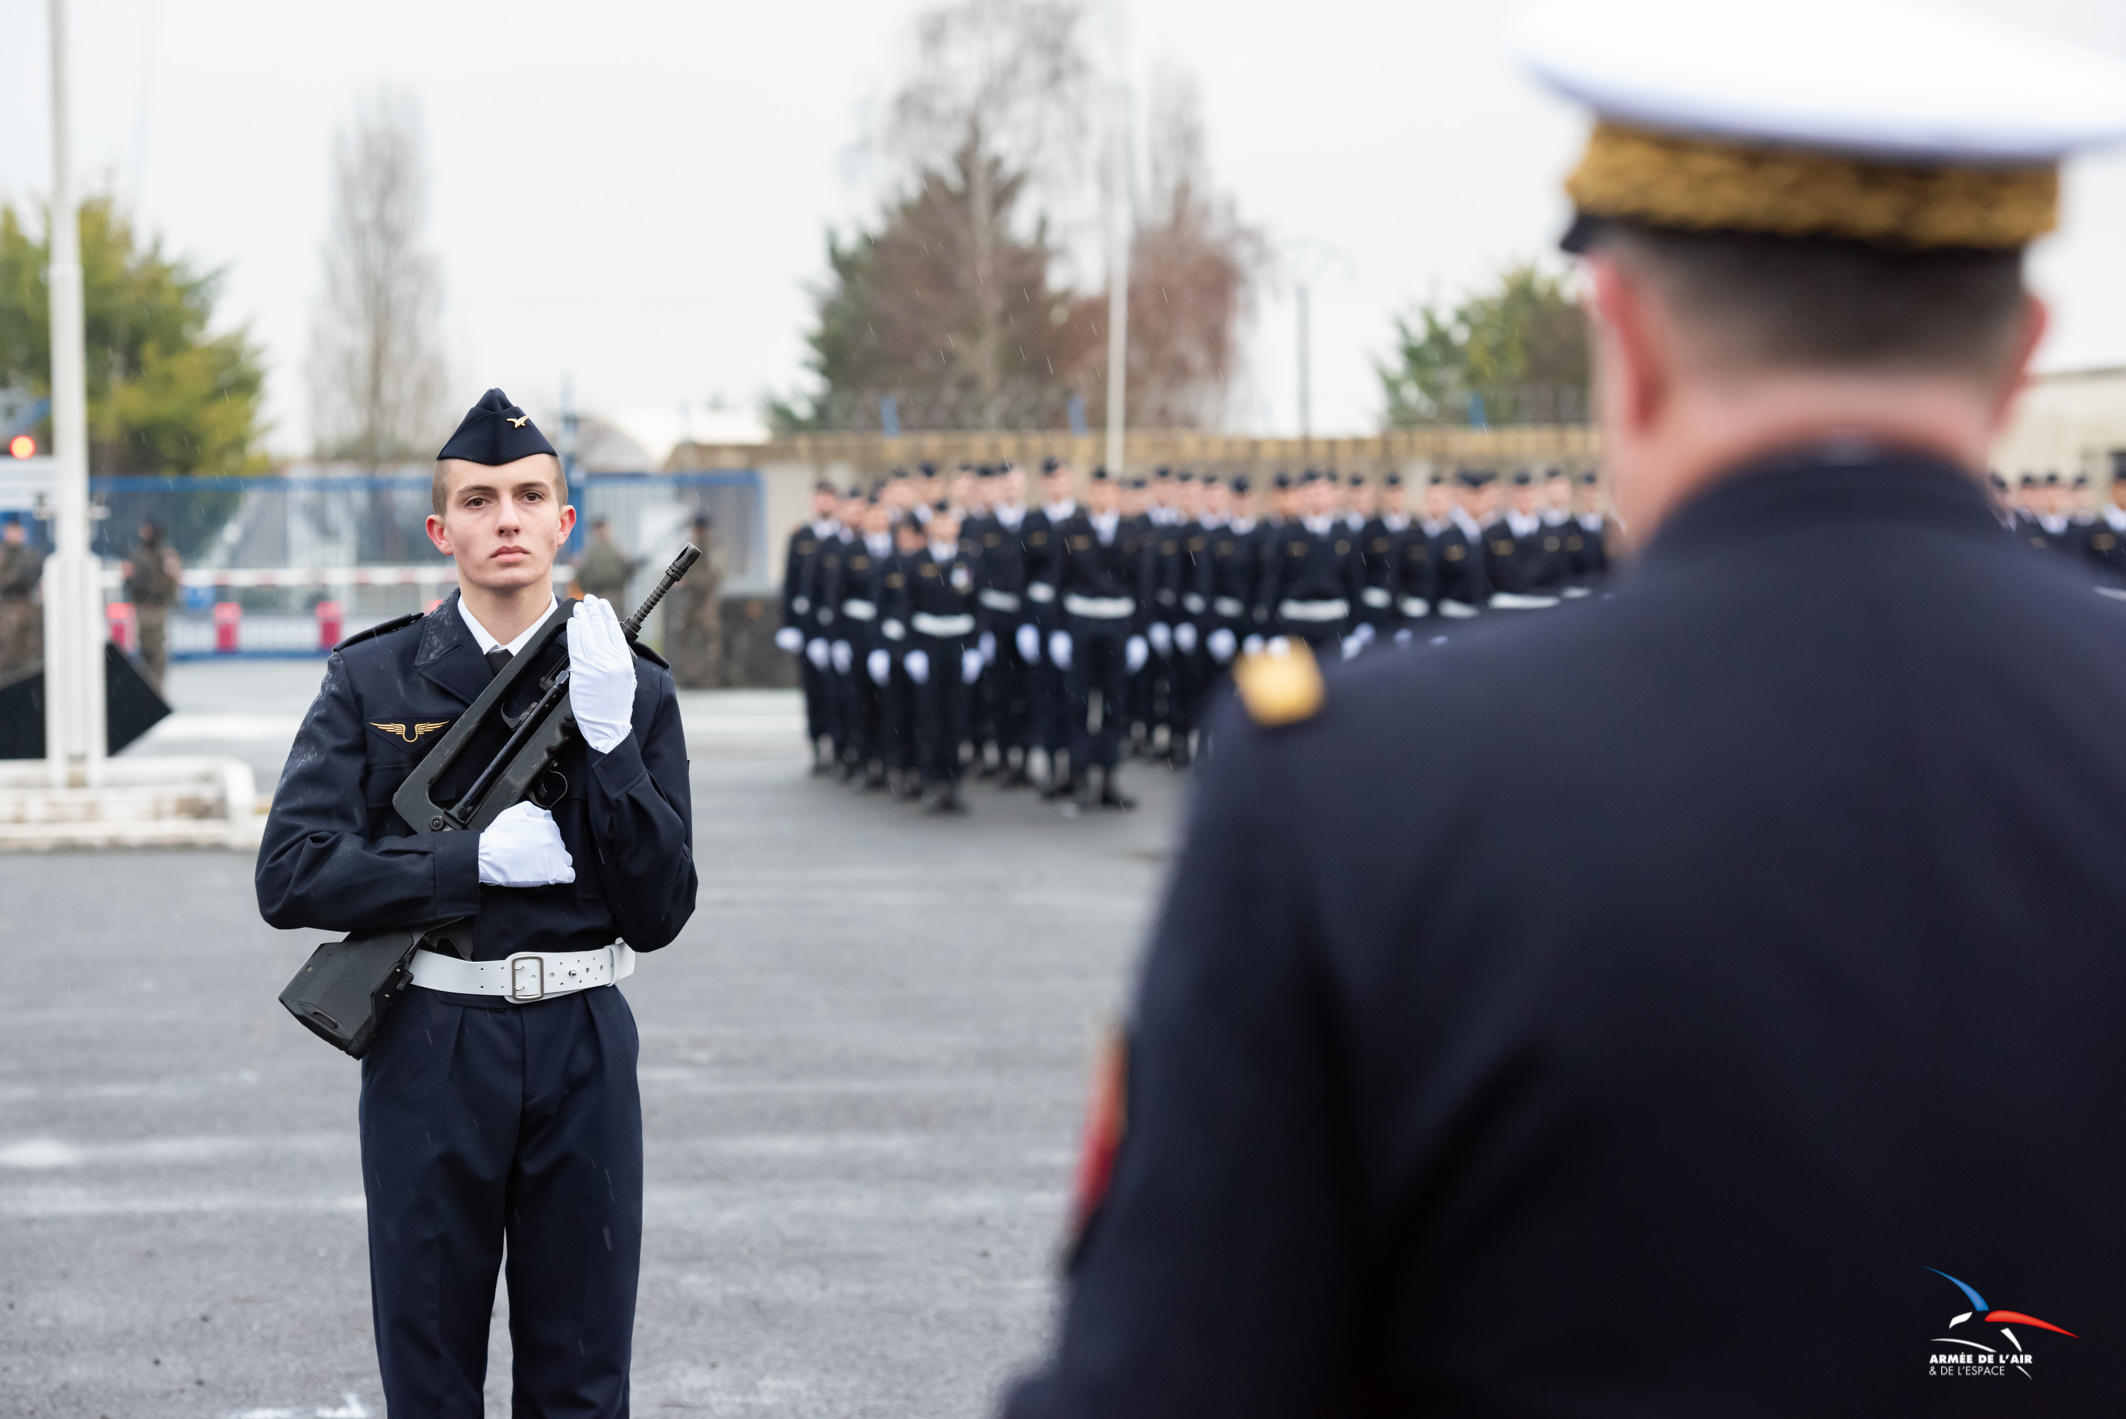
[1090,510,1119,544]
[459,592,560,657]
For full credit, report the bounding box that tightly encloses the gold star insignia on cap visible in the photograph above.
[1233,640,1324,728]
[506,415,530,428]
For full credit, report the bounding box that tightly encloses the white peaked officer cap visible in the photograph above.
[1515,0,2126,251]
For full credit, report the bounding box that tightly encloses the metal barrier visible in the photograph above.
[16,468,767,659]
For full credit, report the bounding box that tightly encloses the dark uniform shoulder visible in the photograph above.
[630,639,671,671]
[333,609,426,654]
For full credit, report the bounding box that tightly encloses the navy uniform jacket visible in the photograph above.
[256,594,696,961]
[1057,514,1153,625]
[1257,520,1360,619]
[781,524,824,634]
[1429,518,1488,610]
[1194,523,1259,627]
[894,542,980,632]
[1148,523,1187,626]
[1389,521,1436,613]
[974,511,1032,624]
[1020,509,1067,627]
[1006,451,2126,1416]
[1562,512,1608,587]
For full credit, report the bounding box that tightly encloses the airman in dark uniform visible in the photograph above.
[1053,469,1150,808]
[1258,471,1361,657]
[778,482,843,772]
[256,390,695,1418]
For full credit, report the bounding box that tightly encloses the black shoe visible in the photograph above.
[1168,740,1192,770]
[864,762,888,791]
[1098,769,1136,811]
[1000,763,1030,790]
[1043,772,1078,802]
[924,781,967,815]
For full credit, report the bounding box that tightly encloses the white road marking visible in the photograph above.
[0,1139,85,1168]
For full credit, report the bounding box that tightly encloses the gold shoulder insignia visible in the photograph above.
[506,414,530,428]
[1233,640,1324,728]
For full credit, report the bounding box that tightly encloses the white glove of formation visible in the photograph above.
[1242,634,1265,658]
[1147,622,1172,657]
[1048,630,1073,670]
[806,638,831,669]
[1015,623,1041,663]
[961,648,985,684]
[978,629,998,665]
[1207,627,1238,664]
[905,648,931,685]
[1125,635,1149,674]
[567,596,637,754]
[831,640,853,675]
[867,648,892,685]
[478,801,575,887]
[774,626,804,654]
[1173,622,1198,654]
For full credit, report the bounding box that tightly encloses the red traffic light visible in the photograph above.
[7,434,33,459]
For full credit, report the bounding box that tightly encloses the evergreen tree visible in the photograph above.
[0,194,269,475]
[1379,264,1590,428]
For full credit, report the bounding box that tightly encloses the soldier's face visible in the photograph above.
[1045,472,1073,504]
[1383,487,1407,516]
[1424,485,1451,520]
[1089,480,1119,515]
[426,456,573,594]
[1548,478,1572,510]
[812,490,838,518]
[1305,481,1336,518]
[1513,486,1540,515]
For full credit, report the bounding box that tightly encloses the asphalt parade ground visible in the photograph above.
[0,660,1186,1418]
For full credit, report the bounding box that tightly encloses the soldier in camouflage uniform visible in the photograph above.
[123,521,180,694]
[0,520,43,680]
[666,514,726,688]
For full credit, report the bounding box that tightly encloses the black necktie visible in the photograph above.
[485,647,513,679]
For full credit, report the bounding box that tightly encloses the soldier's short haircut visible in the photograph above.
[431,453,567,516]
[1601,220,2029,383]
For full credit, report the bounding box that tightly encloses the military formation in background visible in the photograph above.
[1996,456,2126,579]
[773,457,1620,814]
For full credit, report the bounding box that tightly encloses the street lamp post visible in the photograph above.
[44,0,103,787]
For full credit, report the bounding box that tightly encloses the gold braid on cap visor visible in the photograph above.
[1566,121,2058,250]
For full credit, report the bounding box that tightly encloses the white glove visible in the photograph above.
[1015,623,1041,663]
[830,640,853,675]
[978,629,997,665]
[1147,622,1172,656]
[1341,632,1366,661]
[806,638,830,669]
[961,648,984,684]
[478,801,575,887]
[1207,627,1237,663]
[1173,621,1198,654]
[1048,630,1073,670]
[567,596,637,754]
[1353,621,1377,646]
[1125,635,1149,673]
[774,626,803,654]
[1241,634,1264,658]
[882,618,906,642]
[1268,636,1292,656]
[1394,627,1414,647]
[867,648,891,685]
[905,648,930,684]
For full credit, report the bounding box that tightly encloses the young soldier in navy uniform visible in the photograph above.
[1484,470,1564,611]
[2086,454,2126,585]
[1165,474,1211,766]
[777,482,840,773]
[1195,476,1257,683]
[1022,458,1075,792]
[1426,469,1490,628]
[1052,469,1149,808]
[1352,473,1401,651]
[892,505,981,813]
[833,495,898,789]
[973,462,1037,787]
[1388,476,1446,643]
[1563,469,1610,594]
[257,390,695,1418]
[1004,5,2126,1411]
[1258,471,1361,658]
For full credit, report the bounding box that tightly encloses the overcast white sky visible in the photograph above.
[1,0,2124,463]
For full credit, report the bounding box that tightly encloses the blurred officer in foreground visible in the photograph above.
[257,389,696,1417]
[1003,2,2126,1413]
[0,519,42,679]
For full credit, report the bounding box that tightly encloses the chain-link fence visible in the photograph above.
[0,467,764,659]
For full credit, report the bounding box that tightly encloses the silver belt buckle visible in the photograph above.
[510,955,546,1001]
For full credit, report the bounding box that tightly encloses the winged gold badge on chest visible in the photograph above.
[371,720,451,743]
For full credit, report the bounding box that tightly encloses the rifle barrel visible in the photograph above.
[622,544,702,640]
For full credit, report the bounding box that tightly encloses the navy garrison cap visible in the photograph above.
[437,388,555,465]
[1230,476,1251,494]
[1383,472,1403,487]
[1042,455,1063,473]
[1273,472,1293,490]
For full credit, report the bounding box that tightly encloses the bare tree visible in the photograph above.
[306,89,446,470]
[886,0,1091,428]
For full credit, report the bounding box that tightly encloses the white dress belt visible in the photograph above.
[1212,596,1247,618]
[1182,594,1207,614]
[1437,599,1481,619]
[1026,583,1057,603]
[1489,592,1561,610]
[911,611,977,637]
[1279,597,1350,623]
[1561,586,1593,599]
[977,589,1022,613]
[1360,587,1393,608]
[1399,597,1432,618]
[1064,594,1135,619]
[411,943,635,1003]
[840,598,878,621]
